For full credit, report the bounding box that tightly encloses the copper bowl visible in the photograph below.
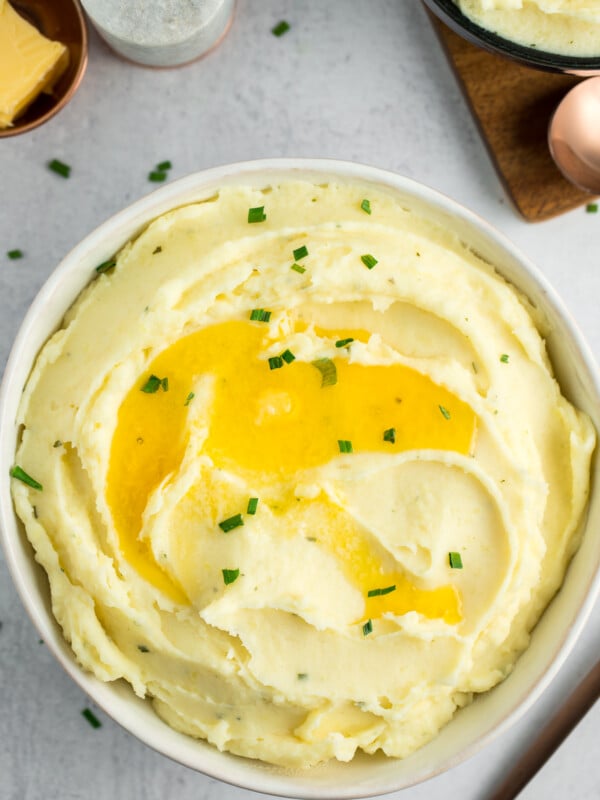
[0,0,88,138]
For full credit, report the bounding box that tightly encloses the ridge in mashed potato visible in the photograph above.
[11,179,595,767]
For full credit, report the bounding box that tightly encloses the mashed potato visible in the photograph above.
[11,180,595,767]
[455,0,600,56]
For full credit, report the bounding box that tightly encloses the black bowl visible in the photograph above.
[423,0,600,74]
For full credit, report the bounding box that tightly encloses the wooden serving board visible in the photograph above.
[428,15,595,221]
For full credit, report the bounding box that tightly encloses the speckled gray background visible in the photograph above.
[0,3,598,799]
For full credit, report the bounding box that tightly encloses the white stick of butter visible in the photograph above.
[0,0,69,128]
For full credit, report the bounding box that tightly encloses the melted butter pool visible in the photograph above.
[107,319,476,622]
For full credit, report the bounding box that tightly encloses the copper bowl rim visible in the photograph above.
[0,0,88,139]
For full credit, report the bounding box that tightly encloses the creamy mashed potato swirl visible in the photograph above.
[12,180,594,767]
[456,0,600,56]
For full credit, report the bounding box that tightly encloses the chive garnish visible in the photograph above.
[269,356,284,370]
[360,198,372,214]
[335,338,354,348]
[247,497,259,515]
[137,644,150,653]
[439,405,451,420]
[311,357,337,387]
[291,263,306,274]
[7,249,23,260]
[250,308,271,322]
[362,619,373,636]
[293,245,309,261]
[367,585,396,597]
[297,672,308,680]
[383,427,396,443]
[53,440,63,448]
[148,170,167,182]
[338,440,353,453]
[281,349,295,364]
[500,353,509,363]
[184,391,195,406]
[219,514,244,533]
[48,158,71,178]
[152,246,162,255]
[360,254,378,270]
[222,568,240,585]
[10,466,42,491]
[81,708,101,728]
[272,20,290,36]
[448,552,463,569]
[248,206,267,223]
[156,160,172,171]
[586,203,598,213]
[95,258,116,274]
[141,374,168,393]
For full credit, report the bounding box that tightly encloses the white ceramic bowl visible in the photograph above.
[1,159,600,798]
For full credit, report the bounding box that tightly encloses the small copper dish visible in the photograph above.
[0,0,88,138]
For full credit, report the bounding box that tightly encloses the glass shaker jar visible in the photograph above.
[80,0,235,67]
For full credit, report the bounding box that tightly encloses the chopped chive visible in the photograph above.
[311,357,337,387]
[586,203,598,213]
[500,354,509,363]
[53,440,63,448]
[360,198,372,214]
[335,337,354,348]
[291,263,306,274]
[367,585,396,597]
[362,619,373,636]
[48,158,70,178]
[269,356,284,370]
[472,361,478,374]
[141,374,168,393]
[281,348,295,364]
[95,258,116,274]
[249,308,271,322]
[156,160,172,171]
[137,644,150,653]
[81,708,101,728]
[297,672,309,680]
[247,497,259,515]
[383,427,396,443]
[152,246,162,255]
[448,551,463,569]
[439,405,451,420]
[338,439,353,454]
[272,19,290,36]
[184,391,195,406]
[360,254,378,270]
[293,245,309,261]
[148,171,167,182]
[222,568,240,585]
[10,466,42,491]
[219,514,244,533]
[7,249,23,260]
[248,206,267,223]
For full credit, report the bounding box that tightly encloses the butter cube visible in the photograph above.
[0,0,69,128]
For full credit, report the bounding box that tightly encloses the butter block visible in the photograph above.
[0,0,69,128]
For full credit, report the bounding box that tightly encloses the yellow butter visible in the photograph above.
[0,0,69,128]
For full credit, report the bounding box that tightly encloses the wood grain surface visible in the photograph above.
[429,15,595,221]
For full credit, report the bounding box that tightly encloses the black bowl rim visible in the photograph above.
[423,0,600,73]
